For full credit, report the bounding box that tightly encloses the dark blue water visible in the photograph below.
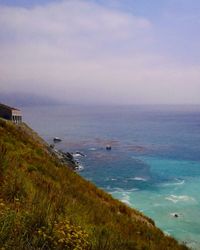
[23,105,200,249]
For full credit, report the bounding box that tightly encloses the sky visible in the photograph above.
[0,0,200,105]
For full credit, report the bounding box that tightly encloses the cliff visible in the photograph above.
[0,119,188,250]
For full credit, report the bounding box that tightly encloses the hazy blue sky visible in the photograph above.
[0,0,200,104]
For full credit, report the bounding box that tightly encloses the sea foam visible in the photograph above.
[129,177,147,182]
[160,179,185,187]
[165,195,195,203]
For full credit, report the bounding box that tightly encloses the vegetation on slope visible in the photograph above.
[0,119,188,250]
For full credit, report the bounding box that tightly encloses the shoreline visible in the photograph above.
[48,144,83,171]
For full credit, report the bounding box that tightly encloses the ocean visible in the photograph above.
[23,104,200,249]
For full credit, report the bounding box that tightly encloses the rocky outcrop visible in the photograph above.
[48,145,81,170]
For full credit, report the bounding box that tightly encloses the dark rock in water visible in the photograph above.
[50,144,55,149]
[170,212,180,218]
[106,145,112,150]
[75,151,85,157]
[173,213,179,218]
[65,152,74,160]
[53,137,62,142]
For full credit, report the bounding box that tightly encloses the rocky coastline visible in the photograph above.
[48,144,83,171]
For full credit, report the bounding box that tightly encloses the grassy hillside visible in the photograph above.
[0,119,188,250]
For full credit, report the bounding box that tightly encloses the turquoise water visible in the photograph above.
[23,105,200,249]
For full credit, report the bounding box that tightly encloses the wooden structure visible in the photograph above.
[0,103,22,124]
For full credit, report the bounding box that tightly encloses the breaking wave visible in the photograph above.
[160,179,185,187]
[165,195,195,203]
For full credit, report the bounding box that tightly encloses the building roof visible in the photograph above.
[0,103,21,111]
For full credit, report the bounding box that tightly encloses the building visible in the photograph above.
[0,103,22,124]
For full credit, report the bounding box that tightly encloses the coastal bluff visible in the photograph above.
[0,118,188,250]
